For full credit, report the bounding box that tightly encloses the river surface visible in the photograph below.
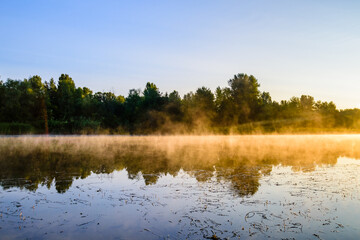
[0,135,360,239]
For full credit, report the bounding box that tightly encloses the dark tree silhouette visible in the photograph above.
[0,73,358,134]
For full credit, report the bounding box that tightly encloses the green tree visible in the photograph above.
[215,87,235,126]
[124,89,143,134]
[165,90,182,122]
[28,75,47,132]
[44,78,58,121]
[1,79,24,122]
[228,74,261,123]
[143,82,161,110]
[182,87,215,131]
[57,74,76,121]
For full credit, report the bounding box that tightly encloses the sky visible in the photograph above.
[1,0,360,109]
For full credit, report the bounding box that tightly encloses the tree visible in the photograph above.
[300,95,314,112]
[315,100,337,128]
[44,78,58,121]
[215,86,235,126]
[165,90,182,122]
[258,91,276,121]
[28,75,47,132]
[1,72,359,134]
[124,89,143,133]
[57,74,76,121]
[182,87,215,131]
[1,79,24,122]
[228,74,261,123]
[143,82,163,111]
[0,80,4,121]
[194,87,216,121]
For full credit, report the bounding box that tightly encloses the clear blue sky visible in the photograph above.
[1,0,359,109]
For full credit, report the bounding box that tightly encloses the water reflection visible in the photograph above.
[1,135,359,195]
[1,136,360,239]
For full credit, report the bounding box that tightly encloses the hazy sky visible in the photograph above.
[1,0,359,109]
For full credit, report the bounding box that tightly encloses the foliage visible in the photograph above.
[0,73,359,134]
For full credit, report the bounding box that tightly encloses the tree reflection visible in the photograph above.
[0,136,359,196]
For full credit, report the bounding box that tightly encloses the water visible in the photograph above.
[0,135,360,239]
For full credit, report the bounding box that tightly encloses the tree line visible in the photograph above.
[0,73,359,134]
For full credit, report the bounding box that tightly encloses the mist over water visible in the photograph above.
[1,135,360,239]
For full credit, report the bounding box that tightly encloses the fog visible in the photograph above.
[1,134,360,194]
